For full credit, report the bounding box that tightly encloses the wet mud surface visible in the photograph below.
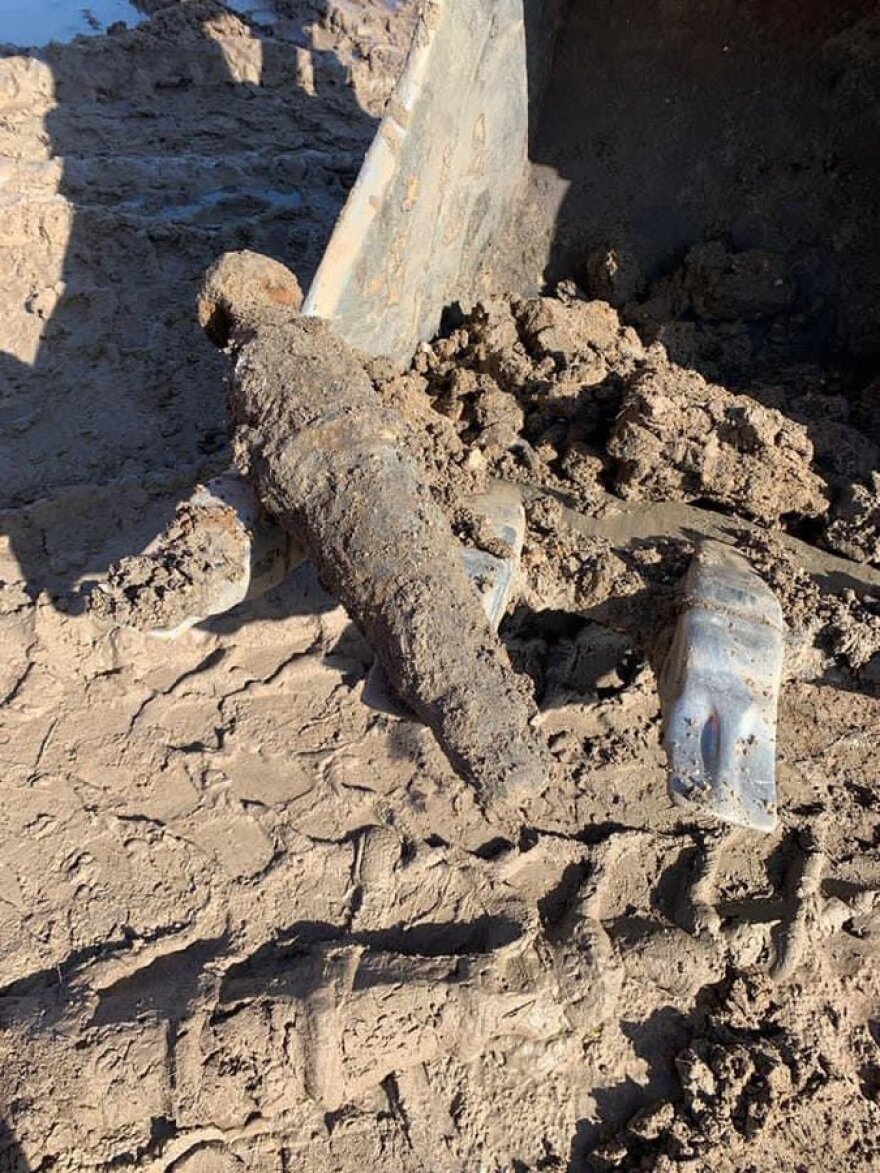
[0,2,879,1171]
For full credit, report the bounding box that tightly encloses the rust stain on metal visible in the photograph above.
[402,175,420,211]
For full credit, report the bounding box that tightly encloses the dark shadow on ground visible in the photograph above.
[0,1,378,605]
[0,1119,29,1173]
[0,914,522,1033]
[567,1005,692,1165]
[521,0,880,501]
[530,0,880,372]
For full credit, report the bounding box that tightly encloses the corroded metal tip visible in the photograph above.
[198,250,303,346]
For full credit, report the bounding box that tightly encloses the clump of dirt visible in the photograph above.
[610,240,880,491]
[388,283,861,525]
[824,473,880,567]
[736,529,880,686]
[369,358,487,516]
[608,357,828,523]
[365,284,877,688]
[590,972,880,1172]
[514,494,690,658]
[388,289,643,512]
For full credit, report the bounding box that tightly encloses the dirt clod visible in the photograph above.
[825,473,880,567]
[608,358,828,523]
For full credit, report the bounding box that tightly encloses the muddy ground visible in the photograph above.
[1,2,879,1171]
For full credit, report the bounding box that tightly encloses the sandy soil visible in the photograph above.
[1,3,879,1172]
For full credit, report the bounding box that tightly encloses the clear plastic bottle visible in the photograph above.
[661,542,785,832]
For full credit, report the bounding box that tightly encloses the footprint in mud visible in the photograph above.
[668,813,877,981]
[213,829,737,1115]
[199,832,607,1111]
[549,831,654,1027]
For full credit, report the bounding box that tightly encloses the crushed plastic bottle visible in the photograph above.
[458,484,525,631]
[661,541,785,832]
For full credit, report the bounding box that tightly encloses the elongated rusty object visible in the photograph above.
[203,253,549,814]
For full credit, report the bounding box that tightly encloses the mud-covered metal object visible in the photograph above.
[363,483,525,716]
[210,260,548,815]
[661,542,785,832]
[459,485,526,631]
[90,470,305,639]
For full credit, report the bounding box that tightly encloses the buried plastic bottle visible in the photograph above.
[661,542,785,833]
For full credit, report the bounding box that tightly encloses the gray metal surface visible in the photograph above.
[303,0,530,360]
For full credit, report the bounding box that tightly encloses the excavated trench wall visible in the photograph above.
[508,0,880,374]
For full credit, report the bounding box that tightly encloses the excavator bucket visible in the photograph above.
[307,0,879,370]
[302,0,538,359]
